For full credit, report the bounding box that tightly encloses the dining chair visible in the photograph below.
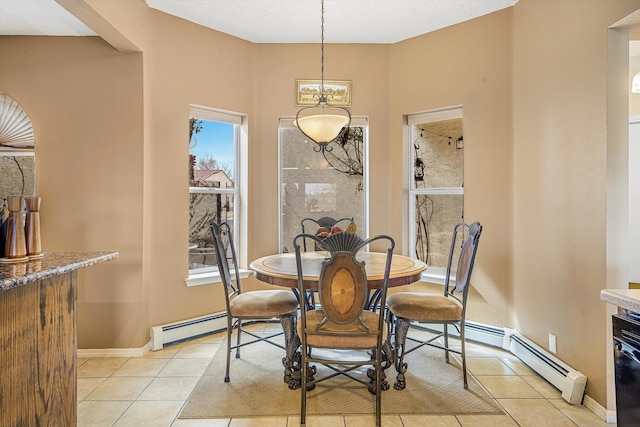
[210,221,299,383]
[298,216,356,310]
[292,231,394,427]
[300,216,355,251]
[386,221,482,390]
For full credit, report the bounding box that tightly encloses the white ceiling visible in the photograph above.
[1,0,519,44]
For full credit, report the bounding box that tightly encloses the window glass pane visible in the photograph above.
[280,125,366,253]
[412,118,463,189]
[189,193,235,270]
[190,119,235,189]
[414,194,463,269]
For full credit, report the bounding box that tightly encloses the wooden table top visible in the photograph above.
[250,251,426,290]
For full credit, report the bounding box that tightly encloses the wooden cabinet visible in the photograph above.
[1,272,77,426]
[0,252,117,427]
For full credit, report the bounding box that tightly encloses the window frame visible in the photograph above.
[407,106,464,281]
[185,105,248,286]
[277,116,370,253]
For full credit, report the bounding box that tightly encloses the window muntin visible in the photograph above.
[189,107,241,275]
[408,107,464,270]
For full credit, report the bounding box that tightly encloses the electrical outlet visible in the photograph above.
[549,334,557,354]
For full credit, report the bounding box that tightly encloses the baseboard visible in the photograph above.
[78,341,150,358]
[583,394,615,424]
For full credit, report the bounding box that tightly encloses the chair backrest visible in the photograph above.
[293,231,394,341]
[444,221,482,300]
[210,221,241,312]
[300,216,354,251]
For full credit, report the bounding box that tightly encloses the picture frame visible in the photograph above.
[295,79,352,107]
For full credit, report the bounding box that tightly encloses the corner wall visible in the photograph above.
[511,0,640,407]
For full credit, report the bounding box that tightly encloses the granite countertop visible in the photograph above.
[600,288,640,313]
[0,251,119,290]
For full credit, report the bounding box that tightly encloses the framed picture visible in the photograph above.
[295,79,351,107]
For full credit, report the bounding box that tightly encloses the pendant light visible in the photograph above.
[294,0,351,152]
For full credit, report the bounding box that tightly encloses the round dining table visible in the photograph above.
[250,251,427,290]
[249,251,427,390]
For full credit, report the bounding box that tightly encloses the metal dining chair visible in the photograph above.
[300,216,355,251]
[386,221,482,390]
[292,231,394,427]
[210,221,299,383]
[298,216,356,311]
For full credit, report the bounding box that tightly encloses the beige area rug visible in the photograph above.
[179,338,504,419]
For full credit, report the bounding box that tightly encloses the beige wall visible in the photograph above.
[0,36,146,348]
[512,0,640,407]
[389,8,514,329]
[2,0,640,408]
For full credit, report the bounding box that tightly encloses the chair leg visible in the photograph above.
[443,323,450,364]
[225,319,232,383]
[300,346,307,427]
[375,357,382,427]
[461,323,468,389]
[235,318,242,359]
[393,317,410,390]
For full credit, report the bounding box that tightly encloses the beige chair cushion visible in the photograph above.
[387,292,462,322]
[230,290,299,318]
[298,309,386,349]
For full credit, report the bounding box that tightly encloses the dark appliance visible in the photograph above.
[613,312,640,426]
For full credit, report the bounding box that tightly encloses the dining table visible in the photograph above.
[249,251,427,389]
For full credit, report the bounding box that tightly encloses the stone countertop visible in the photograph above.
[0,251,119,291]
[600,288,640,313]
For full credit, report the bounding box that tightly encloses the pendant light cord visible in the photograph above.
[320,0,325,94]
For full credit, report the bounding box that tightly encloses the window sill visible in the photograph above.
[185,269,251,287]
[420,267,449,286]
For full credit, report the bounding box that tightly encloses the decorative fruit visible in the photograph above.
[346,222,357,234]
[330,226,342,234]
[317,231,329,239]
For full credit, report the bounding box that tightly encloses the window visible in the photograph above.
[279,118,368,253]
[408,107,464,273]
[188,106,244,279]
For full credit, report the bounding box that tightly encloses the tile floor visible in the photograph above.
[77,323,610,427]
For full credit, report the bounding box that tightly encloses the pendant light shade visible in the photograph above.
[295,106,350,146]
[294,0,351,152]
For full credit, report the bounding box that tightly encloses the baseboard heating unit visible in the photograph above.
[150,312,227,351]
[504,328,587,405]
[414,321,587,405]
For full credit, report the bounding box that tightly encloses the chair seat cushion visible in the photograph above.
[298,309,386,349]
[387,292,462,322]
[230,289,299,318]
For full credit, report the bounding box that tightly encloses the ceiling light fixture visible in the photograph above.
[294,0,351,152]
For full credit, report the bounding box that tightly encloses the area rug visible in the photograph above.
[178,339,503,419]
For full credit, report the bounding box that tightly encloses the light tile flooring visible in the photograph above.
[77,324,610,427]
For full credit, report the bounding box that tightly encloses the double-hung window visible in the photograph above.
[187,106,245,284]
[408,107,464,277]
[278,117,368,252]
